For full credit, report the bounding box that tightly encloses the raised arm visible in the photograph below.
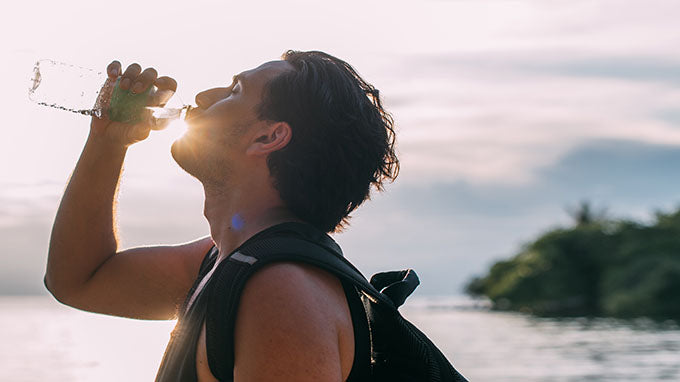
[44,61,211,320]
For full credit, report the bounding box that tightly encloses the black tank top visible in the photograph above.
[155,223,370,381]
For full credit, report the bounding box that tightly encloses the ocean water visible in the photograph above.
[1,296,678,382]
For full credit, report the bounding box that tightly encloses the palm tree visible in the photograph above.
[566,200,607,226]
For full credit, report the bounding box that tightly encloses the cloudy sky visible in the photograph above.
[2,0,680,295]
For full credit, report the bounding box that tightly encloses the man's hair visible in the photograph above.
[257,50,399,233]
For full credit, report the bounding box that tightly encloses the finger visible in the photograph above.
[107,60,121,79]
[131,67,158,94]
[140,107,168,131]
[151,77,178,107]
[119,63,142,91]
[155,76,178,92]
[150,89,175,107]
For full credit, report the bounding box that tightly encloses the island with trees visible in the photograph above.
[465,202,680,318]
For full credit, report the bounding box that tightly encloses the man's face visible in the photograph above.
[171,60,293,184]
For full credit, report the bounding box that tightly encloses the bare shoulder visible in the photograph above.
[246,262,348,307]
[233,262,354,381]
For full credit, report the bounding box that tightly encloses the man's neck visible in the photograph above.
[202,183,302,262]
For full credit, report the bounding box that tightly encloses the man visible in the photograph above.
[44,50,399,381]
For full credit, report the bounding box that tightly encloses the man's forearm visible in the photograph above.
[45,132,128,300]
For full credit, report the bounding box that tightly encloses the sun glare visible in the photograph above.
[166,118,190,142]
[145,106,192,142]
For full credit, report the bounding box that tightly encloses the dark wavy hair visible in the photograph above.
[257,50,399,233]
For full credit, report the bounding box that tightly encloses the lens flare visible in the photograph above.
[166,118,190,142]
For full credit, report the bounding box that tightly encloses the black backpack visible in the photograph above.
[208,234,468,382]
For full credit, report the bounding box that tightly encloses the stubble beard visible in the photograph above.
[170,117,252,186]
[171,138,235,187]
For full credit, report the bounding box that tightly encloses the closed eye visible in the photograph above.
[231,81,241,94]
[229,75,242,96]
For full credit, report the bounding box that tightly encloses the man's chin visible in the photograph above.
[170,138,200,179]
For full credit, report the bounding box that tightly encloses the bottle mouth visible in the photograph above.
[184,105,204,121]
[146,104,195,121]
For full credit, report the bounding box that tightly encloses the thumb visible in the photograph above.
[153,76,178,107]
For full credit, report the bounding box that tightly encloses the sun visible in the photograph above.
[166,118,190,142]
[146,106,192,141]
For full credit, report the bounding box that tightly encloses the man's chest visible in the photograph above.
[195,321,219,382]
[185,260,222,381]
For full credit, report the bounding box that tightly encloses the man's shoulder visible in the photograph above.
[232,261,354,380]
[230,223,351,320]
[239,261,350,319]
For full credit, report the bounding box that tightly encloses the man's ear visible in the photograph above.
[246,122,292,156]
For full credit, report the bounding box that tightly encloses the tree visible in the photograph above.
[565,200,607,226]
[465,202,680,319]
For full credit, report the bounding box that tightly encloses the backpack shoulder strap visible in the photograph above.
[204,234,393,380]
[239,236,397,306]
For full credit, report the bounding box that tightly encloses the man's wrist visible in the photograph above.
[85,130,129,156]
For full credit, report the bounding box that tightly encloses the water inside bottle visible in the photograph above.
[29,60,106,117]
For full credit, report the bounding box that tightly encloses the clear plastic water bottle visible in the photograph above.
[28,59,191,124]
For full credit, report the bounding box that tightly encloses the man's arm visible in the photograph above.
[232,262,355,381]
[44,61,211,320]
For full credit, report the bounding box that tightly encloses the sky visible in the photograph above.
[2,0,680,295]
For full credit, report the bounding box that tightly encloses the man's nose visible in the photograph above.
[195,88,230,109]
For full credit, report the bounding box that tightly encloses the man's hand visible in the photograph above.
[44,59,209,320]
[90,60,178,147]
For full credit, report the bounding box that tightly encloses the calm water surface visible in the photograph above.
[1,296,678,381]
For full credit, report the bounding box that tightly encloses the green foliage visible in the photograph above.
[466,203,680,319]
[602,256,680,317]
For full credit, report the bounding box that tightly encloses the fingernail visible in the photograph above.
[120,78,131,90]
[131,82,144,94]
